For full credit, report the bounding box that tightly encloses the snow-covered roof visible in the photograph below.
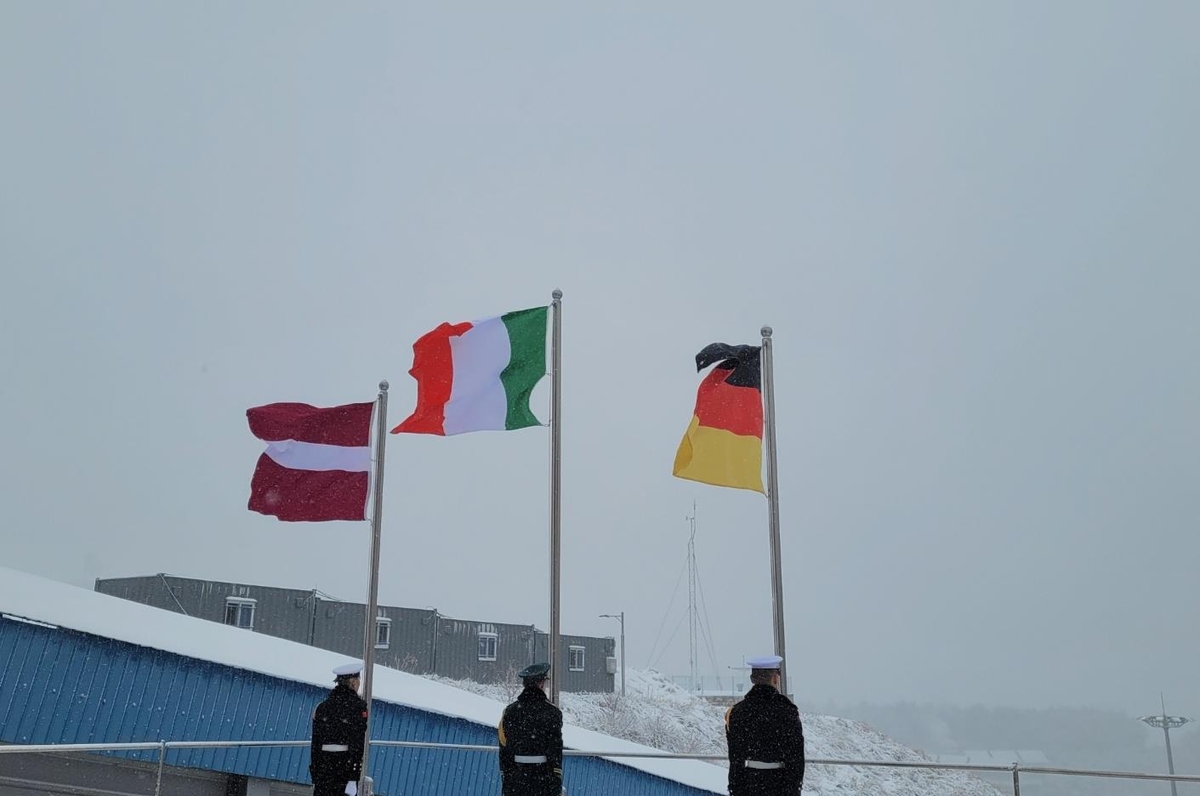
[0,566,726,794]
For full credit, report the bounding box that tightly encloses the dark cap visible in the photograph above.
[518,662,551,681]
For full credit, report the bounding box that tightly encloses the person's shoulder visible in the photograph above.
[771,692,800,717]
[336,691,367,713]
[728,695,757,724]
[766,688,795,705]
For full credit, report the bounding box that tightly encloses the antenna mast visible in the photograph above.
[687,501,699,693]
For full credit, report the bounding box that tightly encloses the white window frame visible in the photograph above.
[375,617,392,650]
[569,645,586,672]
[224,597,256,630]
[478,632,498,662]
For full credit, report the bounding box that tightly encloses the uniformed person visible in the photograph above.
[725,655,805,795]
[497,662,564,796]
[310,662,369,796]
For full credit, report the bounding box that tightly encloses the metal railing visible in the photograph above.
[3,739,1200,796]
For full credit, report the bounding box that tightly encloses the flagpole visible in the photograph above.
[549,289,563,705]
[760,326,789,696]
[359,380,389,795]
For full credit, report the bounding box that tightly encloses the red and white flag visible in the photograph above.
[246,402,374,522]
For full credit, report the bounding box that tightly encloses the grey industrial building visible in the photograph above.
[94,574,616,693]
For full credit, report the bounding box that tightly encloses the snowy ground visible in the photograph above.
[429,669,1003,795]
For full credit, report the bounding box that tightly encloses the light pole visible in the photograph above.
[599,612,625,697]
[1140,695,1193,796]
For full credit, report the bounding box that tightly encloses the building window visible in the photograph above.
[375,618,391,649]
[569,646,585,671]
[224,598,255,629]
[478,632,498,661]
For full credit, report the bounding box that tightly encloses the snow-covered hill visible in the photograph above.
[430,669,1002,795]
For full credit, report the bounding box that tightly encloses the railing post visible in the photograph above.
[1011,763,1020,796]
[154,740,167,796]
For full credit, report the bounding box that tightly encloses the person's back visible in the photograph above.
[726,656,804,795]
[498,663,563,796]
[310,663,368,796]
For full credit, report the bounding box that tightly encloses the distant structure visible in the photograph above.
[94,574,615,694]
[933,751,1050,766]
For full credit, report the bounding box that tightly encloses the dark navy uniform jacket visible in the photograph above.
[498,685,564,796]
[310,683,368,795]
[726,683,805,795]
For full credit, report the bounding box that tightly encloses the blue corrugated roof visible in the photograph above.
[0,616,712,795]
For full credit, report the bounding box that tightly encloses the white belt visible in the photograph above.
[321,744,350,752]
[745,760,784,770]
[514,755,548,764]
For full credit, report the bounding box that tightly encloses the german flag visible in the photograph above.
[672,343,764,493]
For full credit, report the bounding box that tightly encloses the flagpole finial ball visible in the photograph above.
[552,289,563,300]
[379,380,389,392]
[761,325,773,338]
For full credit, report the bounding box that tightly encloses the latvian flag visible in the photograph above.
[672,343,765,493]
[247,402,374,522]
[393,306,548,436]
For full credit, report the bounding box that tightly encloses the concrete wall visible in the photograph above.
[0,751,225,796]
[0,752,316,796]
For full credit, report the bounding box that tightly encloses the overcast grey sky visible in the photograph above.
[2,2,1197,715]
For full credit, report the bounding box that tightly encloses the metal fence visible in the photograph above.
[2,739,1200,796]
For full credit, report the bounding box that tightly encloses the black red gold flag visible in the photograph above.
[672,343,764,493]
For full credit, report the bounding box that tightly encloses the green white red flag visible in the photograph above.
[392,306,548,436]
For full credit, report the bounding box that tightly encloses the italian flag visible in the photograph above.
[392,306,548,436]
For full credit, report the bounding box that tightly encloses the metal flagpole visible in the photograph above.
[359,380,389,795]
[760,326,789,696]
[549,290,563,706]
